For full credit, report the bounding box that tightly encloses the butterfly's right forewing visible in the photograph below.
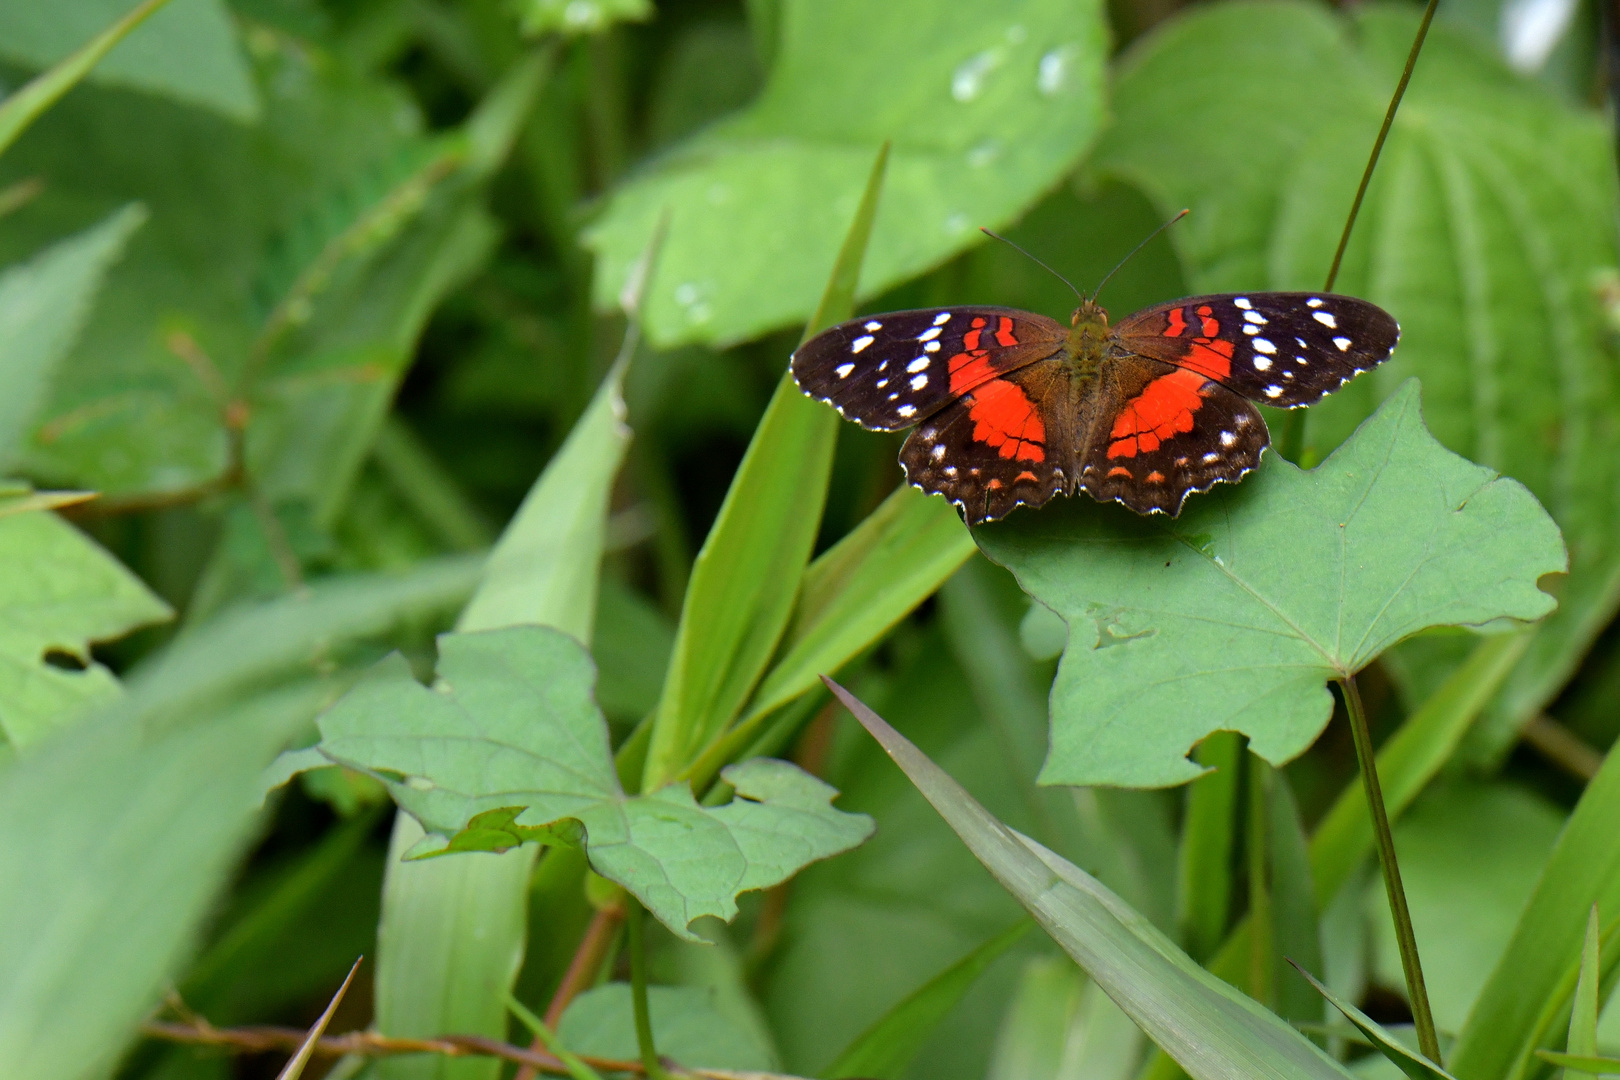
[791,307,1067,432]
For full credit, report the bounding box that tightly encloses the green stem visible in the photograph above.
[1340,673,1441,1063]
[1322,0,1440,292]
[625,899,673,1080]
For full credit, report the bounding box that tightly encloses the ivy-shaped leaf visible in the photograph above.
[308,625,873,939]
[0,510,172,750]
[974,382,1565,788]
[1091,1,1618,758]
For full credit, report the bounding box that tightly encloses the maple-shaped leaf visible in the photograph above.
[974,381,1565,788]
[308,625,873,939]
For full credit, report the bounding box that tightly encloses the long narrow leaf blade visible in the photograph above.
[824,678,1356,1080]
[275,956,362,1080]
[643,143,889,790]
[0,0,173,158]
[1566,906,1602,1080]
[1288,962,1455,1080]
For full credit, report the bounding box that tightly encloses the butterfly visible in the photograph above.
[790,291,1399,524]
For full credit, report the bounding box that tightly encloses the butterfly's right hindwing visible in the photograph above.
[790,307,1067,432]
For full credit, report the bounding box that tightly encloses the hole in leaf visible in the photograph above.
[42,649,88,672]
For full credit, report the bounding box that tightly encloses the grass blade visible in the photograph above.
[0,0,174,160]
[1288,962,1457,1080]
[642,143,889,790]
[275,956,362,1080]
[1178,732,1242,962]
[821,919,1033,1080]
[825,678,1357,1080]
[1539,1053,1620,1075]
[1566,906,1602,1080]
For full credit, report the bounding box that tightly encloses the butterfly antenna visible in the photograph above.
[1089,208,1190,303]
[979,228,1085,304]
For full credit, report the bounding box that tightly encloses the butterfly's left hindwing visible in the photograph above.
[791,307,1067,432]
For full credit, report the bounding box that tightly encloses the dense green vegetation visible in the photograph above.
[2,0,1619,1079]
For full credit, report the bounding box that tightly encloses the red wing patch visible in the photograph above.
[1106,368,1207,459]
[791,307,1067,432]
[967,378,1046,462]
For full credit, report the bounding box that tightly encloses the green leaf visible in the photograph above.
[0,0,255,123]
[642,143,887,790]
[1566,906,1602,1080]
[0,486,95,518]
[556,984,777,1071]
[1450,746,1620,1080]
[988,956,1141,1080]
[0,510,171,749]
[974,381,1564,788]
[0,680,311,1080]
[585,0,1106,346]
[275,957,361,1080]
[822,919,1033,1079]
[1268,768,1324,1029]
[0,204,144,467]
[1539,1053,1620,1076]
[455,350,630,641]
[516,0,653,36]
[1289,962,1457,1080]
[315,626,873,940]
[825,678,1358,1080]
[1093,0,1619,764]
[1177,731,1242,961]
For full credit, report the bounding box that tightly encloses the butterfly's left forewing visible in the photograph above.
[791,307,1067,432]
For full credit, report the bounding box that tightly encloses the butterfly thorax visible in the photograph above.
[1064,301,1112,378]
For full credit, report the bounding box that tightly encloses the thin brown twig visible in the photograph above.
[1521,714,1605,782]
[141,1018,810,1080]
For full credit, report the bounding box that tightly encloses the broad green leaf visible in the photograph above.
[642,144,887,790]
[0,510,170,749]
[975,382,1564,788]
[1567,906,1602,1080]
[0,0,254,123]
[275,957,361,1080]
[1177,731,1242,961]
[556,984,776,1071]
[822,919,1033,1079]
[0,204,144,466]
[989,957,1141,1080]
[315,627,871,940]
[0,680,311,1080]
[1093,0,1618,764]
[825,678,1358,1080]
[586,0,1106,346]
[1450,747,1620,1080]
[1290,963,1456,1080]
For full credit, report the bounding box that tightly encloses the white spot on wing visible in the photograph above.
[907,357,930,373]
[897,404,916,418]
[876,378,889,388]
[852,335,874,353]
[836,363,855,378]
[864,321,883,331]
[1306,297,1324,308]
[1203,452,1220,463]
[944,466,958,476]
[1264,385,1283,398]
[924,341,940,352]
[1253,337,1277,354]
[1333,337,1352,351]
[910,374,928,390]
[933,312,951,325]
[919,327,942,342]
[1313,311,1338,328]
[1233,297,1253,309]
[1243,325,1259,335]
[1243,310,1267,325]
[1253,356,1272,371]
[1220,431,1236,447]
[931,443,946,461]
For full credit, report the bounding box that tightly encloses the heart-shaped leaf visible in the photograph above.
[309,626,873,940]
[974,381,1565,787]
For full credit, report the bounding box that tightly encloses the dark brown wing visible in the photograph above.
[1112,292,1398,408]
[1078,357,1269,516]
[791,307,1067,431]
[899,358,1070,525]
